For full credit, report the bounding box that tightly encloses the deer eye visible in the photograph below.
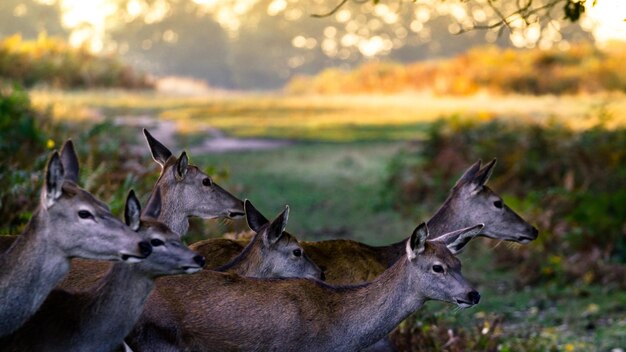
[493,200,503,209]
[78,210,93,219]
[432,264,444,273]
[292,249,302,257]
[150,239,164,247]
[202,177,212,187]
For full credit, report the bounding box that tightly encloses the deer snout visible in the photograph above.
[320,270,326,281]
[468,290,480,305]
[531,226,539,238]
[455,289,480,308]
[182,255,205,274]
[193,255,206,268]
[138,241,153,257]
[121,241,152,263]
[517,225,539,243]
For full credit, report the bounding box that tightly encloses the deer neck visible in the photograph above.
[216,235,264,277]
[75,263,154,351]
[375,194,468,267]
[144,184,190,237]
[334,257,425,350]
[159,206,189,237]
[0,210,70,336]
[426,192,470,237]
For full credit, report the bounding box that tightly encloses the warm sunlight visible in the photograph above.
[583,0,626,44]
[55,0,626,53]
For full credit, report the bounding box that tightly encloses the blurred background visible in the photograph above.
[1,0,625,351]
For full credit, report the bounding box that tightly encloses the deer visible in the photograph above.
[209,199,324,280]
[188,159,539,285]
[142,128,244,236]
[0,190,205,352]
[0,141,151,337]
[126,222,484,352]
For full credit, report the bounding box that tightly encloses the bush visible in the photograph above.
[0,86,152,233]
[0,85,49,230]
[383,115,626,287]
[285,43,626,96]
[0,34,152,89]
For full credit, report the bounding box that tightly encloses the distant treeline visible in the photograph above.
[286,44,626,95]
[0,35,151,89]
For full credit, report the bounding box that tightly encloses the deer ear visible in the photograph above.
[406,222,428,261]
[60,139,79,184]
[174,151,189,181]
[473,158,496,189]
[431,224,484,255]
[264,206,289,247]
[44,151,65,207]
[124,190,142,232]
[143,188,162,219]
[455,160,482,187]
[144,128,172,167]
[245,200,270,233]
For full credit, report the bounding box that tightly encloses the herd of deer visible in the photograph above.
[0,129,539,352]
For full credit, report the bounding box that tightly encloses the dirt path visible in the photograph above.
[114,115,291,154]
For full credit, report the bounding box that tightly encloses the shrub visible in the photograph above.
[0,85,49,231]
[0,34,152,89]
[285,43,626,96]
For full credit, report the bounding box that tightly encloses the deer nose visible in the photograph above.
[531,226,539,238]
[468,290,480,305]
[138,241,152,257]
[193,255,206,268]
[320,270,326,281]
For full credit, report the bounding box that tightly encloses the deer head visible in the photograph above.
[242,200,324,280]
[406,223,482,308]
[143,129,244,235]
[42,141,150,262]
[445,159,538,243]
[124,190,205,276]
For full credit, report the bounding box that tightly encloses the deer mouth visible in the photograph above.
[227,211,245,219]
[455,299,475,309]
[518,237,534,244]
[182,265,203,274]
[518,227,539,243]
[120,253,149,263]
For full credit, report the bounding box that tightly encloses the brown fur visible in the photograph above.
[127,230,478,352]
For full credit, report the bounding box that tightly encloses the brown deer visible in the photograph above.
[0,190,205,352]
[142,128,244,236]
[0,142,150,337]
[189,159,538,285]
[209,200,324,280]
[127,223,483,351]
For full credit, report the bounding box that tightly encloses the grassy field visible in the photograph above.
[30,90,626,141]
[15,90,626,351]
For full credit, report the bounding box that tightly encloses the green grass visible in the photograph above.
[195,142,416,244]
[30,90,626,142]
